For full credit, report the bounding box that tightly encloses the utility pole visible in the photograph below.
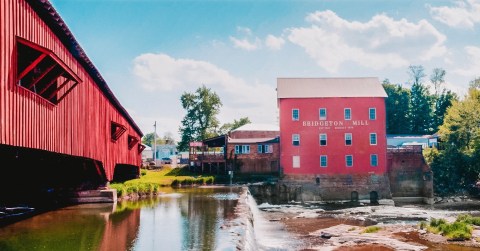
[153,121,157,166]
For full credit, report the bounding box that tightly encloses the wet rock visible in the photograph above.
[321,232,333,239]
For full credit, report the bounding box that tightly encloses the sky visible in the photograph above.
[49,0,480,140]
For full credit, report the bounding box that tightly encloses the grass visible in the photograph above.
[425,217,473,240]
[362,226,382,233]
[109,167,215,197]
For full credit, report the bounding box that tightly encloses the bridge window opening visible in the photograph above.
[111,122,127,142]
[351,191,359,202]
[128,135,139,150]
[16,38,80,104]
[138,144,146,154]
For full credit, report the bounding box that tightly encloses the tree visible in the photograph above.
[408,65,426,86]
[178,85,222,151]
[432,89,457,131]
[430,68,446,96]
[426,83,480,194]
[382,79,411,134]
[142,132,159,147]
[218,117,251,135]
[410,82,434,134]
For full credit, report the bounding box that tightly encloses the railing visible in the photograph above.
[387,145,423,153]
[199,154,225,162]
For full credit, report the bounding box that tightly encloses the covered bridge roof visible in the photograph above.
[26,0,142,136]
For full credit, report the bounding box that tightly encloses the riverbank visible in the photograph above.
[255,201,480,250]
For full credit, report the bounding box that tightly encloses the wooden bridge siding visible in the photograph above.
[0,0,141,180]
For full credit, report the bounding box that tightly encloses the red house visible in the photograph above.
[0,0,143,201]
[277,78,390,201]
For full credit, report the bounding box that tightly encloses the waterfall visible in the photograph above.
[245,191,298,251]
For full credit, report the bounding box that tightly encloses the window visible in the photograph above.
[293,156,300,168]
[292,134,300,146]
[370,133,377,145]
[111,122,127,142]
[127,135,139,150]
[319,108,327,120]
[319,134,327,146]
[344,108,351,120]
[371,154,378,167]
[257,144,263,153]
[16,38,80,104]
[292,109,299,121]
[242,145,250,154]
[369,108,376,120]
[346,155,353,167]
[345,133,352,146]
[264,144,273,153]
[320,155,327,167]
[235,145,241,154]
[138,144,146,154]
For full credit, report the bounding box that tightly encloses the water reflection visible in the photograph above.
[0,187,241,251]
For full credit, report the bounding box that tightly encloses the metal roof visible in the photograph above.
[232,123,279,132]
[228,137,278,144]
[277,78,387,99]
[27,0,143,136]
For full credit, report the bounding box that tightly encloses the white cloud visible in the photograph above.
[229,36,261,51]
[287,10,447,73]
[237,26,252,36]
[132,53,277,126]
[429,0,480,28]
[265,34,285,50]
[453,46,480,76]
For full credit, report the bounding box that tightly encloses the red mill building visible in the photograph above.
[277,78,391,202]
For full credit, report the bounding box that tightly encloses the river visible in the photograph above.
[0,187,243,251]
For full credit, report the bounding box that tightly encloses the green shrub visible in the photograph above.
[427,218,473,240]
[362,226,381,233]
[457,214,480,226]
[204,176,214,185]
[110,183,126,197]
[419,221,427,230]
[141,170,147,176]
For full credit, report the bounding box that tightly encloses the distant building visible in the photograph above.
[228,124,280,174]
[141,145,152,162]
[387,135,437,149]
[191,124,280,174]
[277,78,390,202]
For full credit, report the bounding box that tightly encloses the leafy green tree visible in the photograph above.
[382,79,411,134]
[408,66,434,134]
[218,117,251,135]
[426,82,480,194]
[410,82,434,134]
[178,85,222,151]
[432,89,457,131]
[142,132,159,147]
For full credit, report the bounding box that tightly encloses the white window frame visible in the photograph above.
[292,134,300,146]
[319,108,327,120]
[369,108,376,120]
[242,145,250,154]
[319,134,327,146]
[292,108,299,121]
[370,133,377,145]
[293,156,300,168]
[371,154,378,167]
[344,108,351,120]
[320,155,327,167]
[235,145,240,154]
[345,133,352,146]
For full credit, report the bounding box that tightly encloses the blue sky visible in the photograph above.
[50,0,480,139]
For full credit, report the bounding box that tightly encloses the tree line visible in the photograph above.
[383,65,457,135]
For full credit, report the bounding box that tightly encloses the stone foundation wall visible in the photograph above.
[249,173,392,204]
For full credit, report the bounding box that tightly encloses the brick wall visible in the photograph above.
[226,142,280,174]
[386,147,433,198]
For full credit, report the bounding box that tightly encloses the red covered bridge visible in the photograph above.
[0,0,143,203]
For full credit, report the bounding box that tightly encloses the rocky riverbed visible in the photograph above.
[255,200,480,250]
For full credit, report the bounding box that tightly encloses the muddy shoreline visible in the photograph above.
[255,200,480,250]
